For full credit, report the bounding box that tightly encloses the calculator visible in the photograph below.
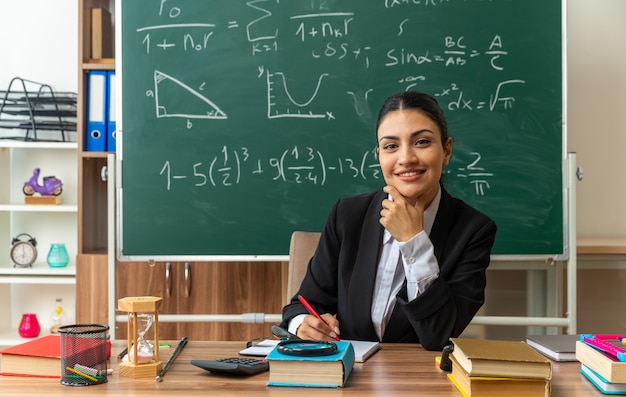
[191,357,269,376]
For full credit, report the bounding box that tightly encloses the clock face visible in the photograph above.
[10,241,37,267]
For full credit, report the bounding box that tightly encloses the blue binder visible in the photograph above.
[86,70,107,151]
[106,71,116,152]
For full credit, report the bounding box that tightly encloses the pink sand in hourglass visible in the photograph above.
[128,348,153,364]
[135,351,153,364]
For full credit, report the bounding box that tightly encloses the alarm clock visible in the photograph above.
[10,233,37,268]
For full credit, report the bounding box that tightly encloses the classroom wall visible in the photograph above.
[568,0,626,238]
[567,0,626,335]
[0,0,77,92]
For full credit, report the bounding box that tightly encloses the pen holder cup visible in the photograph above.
[58,324,110,386]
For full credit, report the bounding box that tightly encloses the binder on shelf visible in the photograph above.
[91,7,113,60]
[106,71,116,152]
[86,70,107,152]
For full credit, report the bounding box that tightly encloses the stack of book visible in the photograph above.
[576,335,626,395]
[265,340,355,388]
[447,338,552,397]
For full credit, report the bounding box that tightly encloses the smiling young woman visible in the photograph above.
[281,91,497,351]
[376,108,452,208]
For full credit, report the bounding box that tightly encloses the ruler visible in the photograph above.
[581,334,626,362]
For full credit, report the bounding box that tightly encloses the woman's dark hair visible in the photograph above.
[375,91,449,145]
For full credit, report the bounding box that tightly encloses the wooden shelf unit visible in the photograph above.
[75,0,114,325]
[75,0,284,340]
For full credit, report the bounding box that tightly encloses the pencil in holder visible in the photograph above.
[58,324,110,386]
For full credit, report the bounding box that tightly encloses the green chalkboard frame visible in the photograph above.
[117,0,565,260]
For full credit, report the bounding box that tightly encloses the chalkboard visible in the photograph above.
[118,0,564,259]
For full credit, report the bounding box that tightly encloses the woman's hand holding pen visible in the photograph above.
[297,313,340,341]
[380,185,426,242]
[296,295,341,341]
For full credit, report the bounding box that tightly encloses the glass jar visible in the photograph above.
[18,313,41,338]
[50,298,66,333]
[47,243,69,268]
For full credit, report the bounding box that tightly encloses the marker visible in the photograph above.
[297,295,340,341]
[156,336,188,382]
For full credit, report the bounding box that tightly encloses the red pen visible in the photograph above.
[297,295,340,341]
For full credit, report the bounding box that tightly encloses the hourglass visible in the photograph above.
[134,313,155,363]
[117,296,163,378]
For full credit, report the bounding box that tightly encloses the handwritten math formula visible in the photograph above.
[134,0,527,125]
[157,146,493,196]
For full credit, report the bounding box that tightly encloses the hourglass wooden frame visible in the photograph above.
[117,296,164,378]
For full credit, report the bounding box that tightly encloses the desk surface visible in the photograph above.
[577,238,626,255]
[0,341,603,396]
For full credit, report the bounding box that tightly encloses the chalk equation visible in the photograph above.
[135,3,515,72]
[133,0,527,124]
[145,68,525,128]
[452,151,495,196]
[157,145,494,196]
[432,80,526,111]
[384,0,453,7]
[138,1,509,70]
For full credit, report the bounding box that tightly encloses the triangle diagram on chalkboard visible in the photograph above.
[153,70,227,119]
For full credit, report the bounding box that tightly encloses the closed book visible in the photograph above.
[450,338,552,380]
[0,335,110,378]
[526,334,579,362]
[576,340,626,383]
[266,341,355,388]
[581,363,626,395]
[448,355,551,397]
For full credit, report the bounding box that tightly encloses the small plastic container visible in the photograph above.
[58,324,110,386]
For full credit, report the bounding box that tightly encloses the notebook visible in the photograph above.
[240,339,380,363]
[526,334,578,362]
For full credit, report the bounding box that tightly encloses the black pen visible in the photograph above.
[156,336,188,382]
[117,346,128,361]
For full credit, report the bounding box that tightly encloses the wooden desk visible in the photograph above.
[577,238,626,255]
[0,341,603,396]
